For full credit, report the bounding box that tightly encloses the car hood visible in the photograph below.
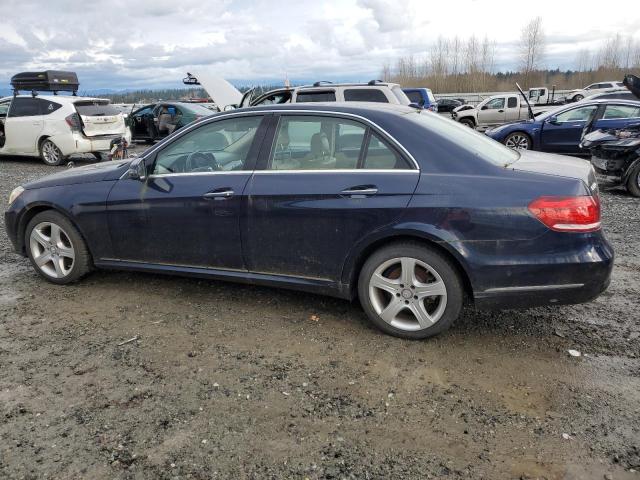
[508,150,596,192]
[24,160,132,189]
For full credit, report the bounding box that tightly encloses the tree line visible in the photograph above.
[382,18,640,93]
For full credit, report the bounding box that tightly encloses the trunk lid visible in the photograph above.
[74,100,125,137]
[508,150,597,195]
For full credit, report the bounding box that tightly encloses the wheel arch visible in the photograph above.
[343,233,475,303]
[16,203,92,260]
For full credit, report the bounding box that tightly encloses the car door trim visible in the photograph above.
[135,109,421,171]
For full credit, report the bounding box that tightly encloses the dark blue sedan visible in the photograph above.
[486,99,640,154]
[5,104,613,339]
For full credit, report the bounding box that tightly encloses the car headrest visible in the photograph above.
[310,132,330,157]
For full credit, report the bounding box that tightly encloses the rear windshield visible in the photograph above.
[407,110,520,166]
[75,101,120,116]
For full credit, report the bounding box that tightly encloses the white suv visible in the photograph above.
[566,81,626,102]
[0,95,130,166]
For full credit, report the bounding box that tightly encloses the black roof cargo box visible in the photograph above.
[11,71,79,94]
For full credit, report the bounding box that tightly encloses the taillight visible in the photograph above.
[528,196,601,232]
[65,113,82,131]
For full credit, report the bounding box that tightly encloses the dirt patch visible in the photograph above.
[1,155,639,479]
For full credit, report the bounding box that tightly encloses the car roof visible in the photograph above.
[296,82,400,91]
[236,102,416,116]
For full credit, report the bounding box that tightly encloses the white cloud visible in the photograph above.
[0,0,637,90]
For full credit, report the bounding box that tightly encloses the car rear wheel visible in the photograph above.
[504,132,531,150]
[626,163,640,197]
[26,211,92,284]
[40,139,64,166]
[358,243,464,339]
[459,118,475,128]
[573,94,584,102]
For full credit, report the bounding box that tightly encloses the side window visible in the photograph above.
[8,98,41,118]
[603,105,640,119]
[254,92,292,106]
[485,98,505,109]
[405,91,423,105]
[343,89,389,103]
[555,105,598,122]
[36,99,62,115]
[362,133,409,170]
[295,91,336,103]
[0,101,10,117]
[585,84,596,90]
[152,116,263,174]
[507,97,518,108]
[269,115,367,170]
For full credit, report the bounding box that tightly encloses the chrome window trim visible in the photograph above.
[253,169,419,175]
[136,109,421,172]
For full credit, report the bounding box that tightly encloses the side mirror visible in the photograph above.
[223,104,237,111]
[547,115,559,125]
[126,157,146,181]
[408,102,421,109]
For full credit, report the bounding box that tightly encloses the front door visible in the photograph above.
[244,114,420,282]
[540,104,599,154]
[3,97,44,154]
[479,97,507,125]
[106,114,267,269]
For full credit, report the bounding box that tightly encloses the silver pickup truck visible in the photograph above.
[452,92,553,129]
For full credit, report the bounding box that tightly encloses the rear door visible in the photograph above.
[3,97,43,153]
[74,100,125,137]
[243,113,420,282]
[540,104,599,154]
[505,96,521,121]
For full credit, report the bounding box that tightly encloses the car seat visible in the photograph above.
[301,132,335,169]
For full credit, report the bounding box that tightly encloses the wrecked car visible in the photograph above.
[127,102,214,143]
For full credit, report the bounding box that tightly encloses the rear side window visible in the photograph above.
[391,86,411,105]
[8,98,40,117]
[296,91,336,103]
[603,105,640,119]
[405,91,423,105]
[37,99,62,115]
[507,97,518,108]
[344,89,388,103]
[363,133,409,170]
[74,101,120,116]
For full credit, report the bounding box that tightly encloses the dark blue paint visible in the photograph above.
[4,103,613,311]
[486,99,640,154]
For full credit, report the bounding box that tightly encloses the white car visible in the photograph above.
[0,94,131,166]
[565,81,626,102]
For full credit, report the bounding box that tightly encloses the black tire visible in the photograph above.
[459,118,475,128]
[626,162,640,197]
[91,152,105,162]
[39,139,65,166]
[25,210,92,285]
[358,242,464,340]
[573,94,584,102]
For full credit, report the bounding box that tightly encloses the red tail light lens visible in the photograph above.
[65,113,82,131]
[528,196,601,232]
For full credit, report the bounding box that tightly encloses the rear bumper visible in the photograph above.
[54,131,131,156]
[469,231,614,310]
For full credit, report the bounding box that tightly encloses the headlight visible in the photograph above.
[8,186,24,206]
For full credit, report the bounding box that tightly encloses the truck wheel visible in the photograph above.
[40,140,65,166]
[504,132,531,150]
[459,118,475,128]
[626,163,640,197]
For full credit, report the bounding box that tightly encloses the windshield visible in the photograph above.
[407,110,520,166]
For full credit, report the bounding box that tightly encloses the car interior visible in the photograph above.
[152,116,262,174]
[271,117,405,170]
[157,105,182,135]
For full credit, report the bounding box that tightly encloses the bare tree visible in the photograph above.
[519,17,546,88]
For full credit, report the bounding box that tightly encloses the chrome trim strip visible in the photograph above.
[148,171,251,178]
[253,169,418,175]
[136,108,421,171]
[483,283,584,293]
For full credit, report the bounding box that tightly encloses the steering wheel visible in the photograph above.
[185,151,219,172]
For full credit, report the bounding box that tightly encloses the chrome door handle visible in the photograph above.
[340,187,378,197]
[203,189,234,199]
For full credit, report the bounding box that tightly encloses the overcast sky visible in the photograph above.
[1,0,639,91]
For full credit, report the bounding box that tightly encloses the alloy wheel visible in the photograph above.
[505,134,530,150]
[42,141,62,165]
[368,257,447,332]
[29,222,75,279]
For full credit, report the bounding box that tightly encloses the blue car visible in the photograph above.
[485,99,640,154]
[403,88,438,112]
[5,104,613,339]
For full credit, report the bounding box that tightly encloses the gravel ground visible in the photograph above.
[0,154,639,480]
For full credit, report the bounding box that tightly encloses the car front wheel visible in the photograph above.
[40,139,65,166]
[626,163,640,197]
[504,132,531,150]
[573,94,584,102]
[26,211,92,284]
[358,243,464,339]
[459,118,475,128]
